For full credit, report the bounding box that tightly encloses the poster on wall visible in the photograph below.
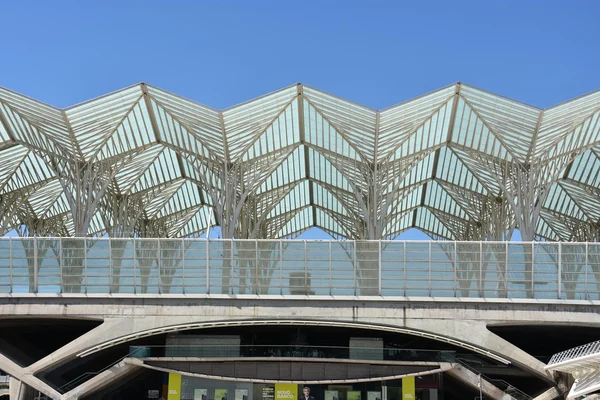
[262,387,274,400]
[216,389,229,400]
[275,383,297,400]
[402,376,415,400]
[236,389,249,400]
[367,392,381,400]
[347,392,361,400]
[167,373,182,400]
[324,390,339,400]
[194,389,208,400]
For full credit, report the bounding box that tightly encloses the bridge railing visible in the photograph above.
[128,344,456,363]
[0,238,599,300]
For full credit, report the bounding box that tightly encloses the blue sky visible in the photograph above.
[1,1,599,240]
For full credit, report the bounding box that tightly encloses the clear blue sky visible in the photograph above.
[1,1,599,240]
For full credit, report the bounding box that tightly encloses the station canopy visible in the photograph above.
[0,82,599,241]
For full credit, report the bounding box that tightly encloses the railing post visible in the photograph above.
[156,239,161,294]
[558,242,562,299]
[378,240,382,296]
[505,241,509,298]
[428,241,432,297]
[182,238,186,295]
[329,241,332,296]
[255,239,259,295]
[9,238,12,294]
[133,238,137,294]
[531,242,535,298]
[279,240,283,295]
[479,241,483,297]
[108,238,113,294]
[304,240,308,295]
[206,238,210,294]
[403,241,407,297]
[585,242,589,300]
[33,237,38,294]
[453,241,457,297]
[84,238,88,294]
[353,241,357,296]
[59,237,63,294]
[230,239,234,295]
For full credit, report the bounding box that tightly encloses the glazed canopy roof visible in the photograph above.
[0,82,599,240]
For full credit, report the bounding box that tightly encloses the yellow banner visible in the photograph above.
[167,373,182,400]
[402,376,415,400]
[275,384,298,400]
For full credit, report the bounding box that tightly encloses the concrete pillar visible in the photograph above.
[0,353,61,399]
[10,377,34,400]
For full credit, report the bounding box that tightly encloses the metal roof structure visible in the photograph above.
[1,82,600,241]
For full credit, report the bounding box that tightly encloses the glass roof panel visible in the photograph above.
[414,207,455,240]
[307,148,353,192]
[303,86,377,160]
[460,85,540,162]
[536,89,600,158]
[66,86,146,160]
[304,100,358,159]
[567,149,600,187]
[267,180,310,219]
[259,146,305,193]
[424,180,468,220]
[1,150,53,193]
[383,209,413,239]
[380,87,455,162]
[173,205,211,238]
[275,206,313,239]
[146,85,224,159]
[558,180,600,221]
[0,87,71,155]
[223,86,297,161]
[435,146,488,195]
[315,208,350,239]
[0,102,59,155]
[152,180,203,219]
[452,97,513,160]
[312,181,349,217]
[542,183,588,221]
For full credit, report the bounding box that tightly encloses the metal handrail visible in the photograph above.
[59,352,132,393]
[456,359,532,400]
[129,344,456,363]
[548,340,600,366]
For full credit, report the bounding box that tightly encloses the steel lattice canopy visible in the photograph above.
[0,82,599,240]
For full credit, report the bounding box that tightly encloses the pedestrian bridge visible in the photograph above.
[1,238,600,399]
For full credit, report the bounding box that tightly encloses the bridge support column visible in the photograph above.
[407,318,553,380]
[0,353,60,399]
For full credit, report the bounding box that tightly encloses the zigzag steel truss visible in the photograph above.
[0,82,599,241]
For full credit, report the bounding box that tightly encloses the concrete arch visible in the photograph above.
[76,318,511,365]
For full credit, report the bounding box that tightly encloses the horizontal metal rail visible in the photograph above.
[0,238,599,300]
[128,344,456,363]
